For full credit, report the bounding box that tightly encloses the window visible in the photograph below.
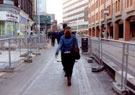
[0,22,5,36]
[118,0,120,11]
[116,1,117,12]
[126,0,133,8]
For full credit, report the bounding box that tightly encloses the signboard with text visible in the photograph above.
[0,11,19,22]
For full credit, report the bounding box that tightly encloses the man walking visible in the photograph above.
[58,23,67,43]
[51,30,56,47]
[58,23,67,71]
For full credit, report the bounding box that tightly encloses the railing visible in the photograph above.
[88,36,135,94]
[0,35,47,71]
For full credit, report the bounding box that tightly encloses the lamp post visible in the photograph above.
[104,8,109,38]
[36,0,38,34]
[76,15,79,34]
[36,0,40,34]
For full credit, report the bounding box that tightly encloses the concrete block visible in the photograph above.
[92,65,104,72]
[24,58,32,63]
[112,82,129,95]
[87,58,93,63]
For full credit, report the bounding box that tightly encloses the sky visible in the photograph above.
[46,0,63,24]
[39,0,47,13]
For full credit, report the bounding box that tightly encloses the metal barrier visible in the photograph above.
[89,37,135,94]
[89,37,103,65]
[0,35,45,72]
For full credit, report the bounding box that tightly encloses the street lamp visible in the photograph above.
[36,0,40,34]
[104,8,109,38]
[76,15,79,34]
[36,0,38,33]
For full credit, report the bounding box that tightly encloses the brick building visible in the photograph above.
[63,0,89,33]
[32,0,36,18]
[88,0,135,41]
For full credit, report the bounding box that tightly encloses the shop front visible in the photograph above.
[19,10,29,35]
[19,10,33,35]
[0,11,19,37]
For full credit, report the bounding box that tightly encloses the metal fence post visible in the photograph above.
[89,36,92,58]
[19,38,22,57]
[124,44,129,86]
[98,37,101,64]
[121,43,125,90]
[8,39,11,68]
[26,37,28,53]
[30,37,32,57]
[100,38,103,65]
[35,36,38,53]
[38,35,40,51]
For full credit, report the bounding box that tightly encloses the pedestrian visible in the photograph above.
[17,31,24,37]
[58,23,67,43]
[48,31,51,39]
[55,30,59,44]
[102,28,107,38]
[57,23,67,71]
[55,26,79,86]
[17,31,27,47]
[51,30,56,47]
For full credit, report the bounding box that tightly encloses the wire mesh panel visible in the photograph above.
[100,39,135,93]
[0,38,29,69]
[91,37,100,62]
[101,40,123,71]
[0,35,42,69]
[0,39,10,68]
[124,43,135,93]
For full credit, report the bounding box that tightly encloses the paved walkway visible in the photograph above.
[0,46,115,95]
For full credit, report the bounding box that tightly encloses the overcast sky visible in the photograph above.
[47,0,63,24]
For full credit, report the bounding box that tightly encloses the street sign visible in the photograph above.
[104,8,109,15]
[0,11,19,22]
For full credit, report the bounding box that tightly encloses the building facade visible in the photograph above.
[88,0,135,41]
[63,0,89,33]
[32,0,36,18]
[0,0,33,37]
